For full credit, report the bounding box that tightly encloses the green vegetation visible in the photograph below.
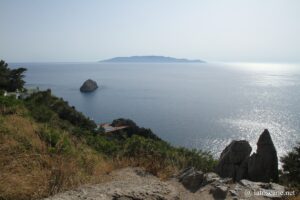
[23,90,217,173]
[22,88,216,176]
[120,135,216,177]
[24,89,97,131]
[0,60,26,92]
[280,143,300,188]
[111,118,162,141]
[86,131,216,177]
[0,91,217,199]
[0,95,23,114]
[0,95,112,200]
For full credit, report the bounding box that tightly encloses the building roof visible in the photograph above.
[100,123,129,133]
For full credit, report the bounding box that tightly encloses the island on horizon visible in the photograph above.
[99,55,205,63]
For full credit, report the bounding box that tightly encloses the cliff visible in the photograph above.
[0,91,215,200]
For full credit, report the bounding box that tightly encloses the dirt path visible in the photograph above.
[43,167,279,200]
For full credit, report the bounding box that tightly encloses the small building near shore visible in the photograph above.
[2,87,39,99]
[100,123,129,133]
[98,123,129,139]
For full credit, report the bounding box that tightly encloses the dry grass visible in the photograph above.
[111,156,178,180]
[283,194,300,200]
[0,114,113,200]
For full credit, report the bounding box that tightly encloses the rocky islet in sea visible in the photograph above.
[80,79,98,92]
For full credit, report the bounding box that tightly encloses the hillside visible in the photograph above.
[0,91,216,200]
[100,56,204,63]
[0,95,113,199]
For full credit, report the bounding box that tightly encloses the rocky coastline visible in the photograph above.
[45,129,291,200]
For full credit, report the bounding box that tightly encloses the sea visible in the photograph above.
[10,62,300,159]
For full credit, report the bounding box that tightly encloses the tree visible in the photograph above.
[9,67,27,91]
[0,60,27,92]
[0,60,10,89]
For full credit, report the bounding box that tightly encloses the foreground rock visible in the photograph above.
[248,129,279,182]
[45,167,287,200]
[80,79,98,92]
[177,167,204,192]
[44,168,179,200]
[215,140,252,181]
[216,129,279,183]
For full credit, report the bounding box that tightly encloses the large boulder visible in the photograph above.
[202,172,220,185]
[80,79,98,92]
[247,129,279,182]
[177,167,204,192]
[210,184,228,199]
[215,140,252,181]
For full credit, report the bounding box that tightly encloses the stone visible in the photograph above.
[247,129,279,182]
[210,184,228,199]
[43,166,288,200]
[219,177,233,184]
[215,140,252,181]
[177,167,204,192]
[239,179,264,190]
[229,189,238,196]
[270,183,285,192]
[80,79,98,92]
[202,172,220,185]
[239,179,286,199]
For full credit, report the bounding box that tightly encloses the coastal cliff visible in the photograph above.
[0,61,299,200]
[0,91,298,200]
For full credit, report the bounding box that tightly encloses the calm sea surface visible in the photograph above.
[10,62,300,158]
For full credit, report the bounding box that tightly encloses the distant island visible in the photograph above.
[99,56,205,63]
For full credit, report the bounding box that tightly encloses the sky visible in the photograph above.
[0,0,300,62]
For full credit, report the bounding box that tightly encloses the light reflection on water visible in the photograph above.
[174,62,300,160]
[219,114,297,159]
[205,63,299,159]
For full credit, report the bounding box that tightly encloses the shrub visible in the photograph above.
[111,118,161,140]
[30,105,55,122]
[39,127,72,154]
[25,91,97,131]
[0,96,23,115]
[281,142,300,187]
[121,135,216,174]
[0,89,5,95]
[86,135,120,156]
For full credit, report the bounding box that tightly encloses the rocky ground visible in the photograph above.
[44,167,288,200]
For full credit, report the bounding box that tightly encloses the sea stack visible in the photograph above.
[216,129,279,183]
[247,129,279,182]
[215,140,252,181]
[80,79,98,92]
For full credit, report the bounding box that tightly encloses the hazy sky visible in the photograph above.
[1,0,300,62]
